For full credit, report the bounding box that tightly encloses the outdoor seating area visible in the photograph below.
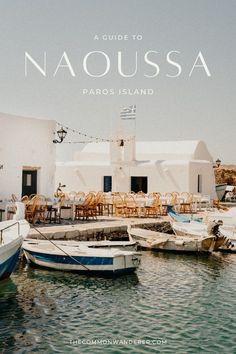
[0,191,212,224]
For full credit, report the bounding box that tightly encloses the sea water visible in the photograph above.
[0,252,236,353]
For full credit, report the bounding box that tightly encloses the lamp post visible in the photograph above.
[53,127,67,143]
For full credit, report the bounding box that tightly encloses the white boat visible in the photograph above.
[23,239,141,276]
[25,238,137,250]
[173,221,235,239]
[205,207,236,226]
[128,226,224,253]
[172,221,234,251]
[216,183,227,201]
[172,221,207,237]
[0,219,30,280]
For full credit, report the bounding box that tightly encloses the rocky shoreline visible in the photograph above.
[215,165,236,185]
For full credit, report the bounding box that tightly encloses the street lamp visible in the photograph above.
[53,127,67,143]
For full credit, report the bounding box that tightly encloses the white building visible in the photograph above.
[0,112,216,200]
[56,137,216,198]
[0,112,56,200]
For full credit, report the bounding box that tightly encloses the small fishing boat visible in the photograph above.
[206,207,236,226]
[0,219,30,280]
[127,226,225,253]
[172,221,207,237]
[23,239,141,275]
[216,183,227,201]
[172,221,235,239]
[172,221,234,251]
[25,238,137,251]
[167,205,203,223]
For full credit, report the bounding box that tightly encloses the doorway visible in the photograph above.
[131,176,148,193]
[22,170,37,197]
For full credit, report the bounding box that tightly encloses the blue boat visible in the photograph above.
[23,239,141,276]
[167,205,203,223]
[0,220,30,281]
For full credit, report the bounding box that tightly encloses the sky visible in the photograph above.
[0,0,235,163]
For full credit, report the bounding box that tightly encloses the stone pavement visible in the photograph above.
[28,215,169,240]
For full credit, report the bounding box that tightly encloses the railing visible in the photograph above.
[0,221,20,244]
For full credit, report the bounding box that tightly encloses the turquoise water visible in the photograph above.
[1,252,236,353]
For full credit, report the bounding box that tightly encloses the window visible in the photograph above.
[131,176,148,193]
[26,174,32,186]
[197,174,202,193]
[103,176,112,192]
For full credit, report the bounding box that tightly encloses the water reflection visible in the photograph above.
[0,278,25,351]
[0,252,236,353]
[150,250,234,275]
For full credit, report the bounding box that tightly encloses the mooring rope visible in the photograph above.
[29,225,90,271]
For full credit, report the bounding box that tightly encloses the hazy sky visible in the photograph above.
[0,0,235,163]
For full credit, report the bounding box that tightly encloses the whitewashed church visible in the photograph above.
[56,137,216,198]
[0,112,216,199]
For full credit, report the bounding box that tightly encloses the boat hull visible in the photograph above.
[0,236,23,280]
[172,222,229,251]
[129,228,220,253]
[132,236,216,253]
[216,183,227,201]
[0,220,30,281]
[23,245,141,276]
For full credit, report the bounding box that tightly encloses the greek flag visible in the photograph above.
[120,105,136,120]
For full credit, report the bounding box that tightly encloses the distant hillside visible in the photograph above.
[214,165,236,185]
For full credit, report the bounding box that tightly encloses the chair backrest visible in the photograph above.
[21,195,29,204]
[172,192,179,197]
[26,195,40,212]
[112,194,124,206]
[95,191,105,204]
[147,195,159,208]
[181,192,193,203]
[37,194,48,207]
[83,193,96,206]
[124,195,136,206]
[137,191,145,196]
[11,194,18,202]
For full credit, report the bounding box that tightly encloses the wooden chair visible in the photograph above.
[124,195,138,217]
[145,195,161,217]
[33,195,48,223]
[75,193,97,220]
[76,191,85,198]
[21,195,29,204]
[95,191,105,215]
[180,192,193,214]
[137,191,145,196]
[11,194,18,202]
[102,193,113,216]
[112,194,126,217]
[28,194,36,200]
[25,195,40,224]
